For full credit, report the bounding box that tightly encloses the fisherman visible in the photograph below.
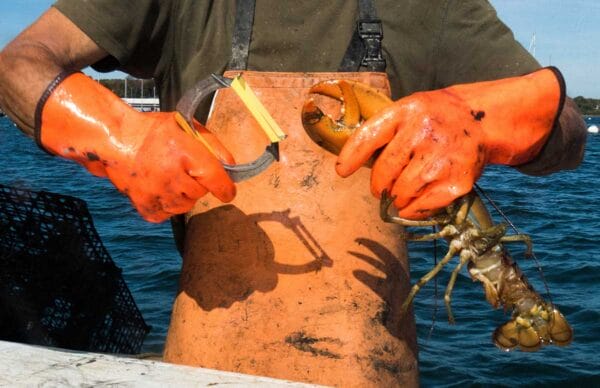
[0,1,586,386]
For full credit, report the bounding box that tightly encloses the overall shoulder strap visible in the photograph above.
[229,0,256,71]
[173,0,256,255]
[339,0,386,72]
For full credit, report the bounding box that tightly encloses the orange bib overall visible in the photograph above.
[164,70,418,387]
[163,2,419,386]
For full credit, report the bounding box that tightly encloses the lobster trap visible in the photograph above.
[0,183,150,354]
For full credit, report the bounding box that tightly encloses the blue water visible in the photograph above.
[1,116,599,386]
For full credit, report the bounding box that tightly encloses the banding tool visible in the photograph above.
[175,73,286,182]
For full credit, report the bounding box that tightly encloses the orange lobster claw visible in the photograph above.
[301,80,392,155]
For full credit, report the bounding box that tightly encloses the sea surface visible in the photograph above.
[1,116,599,387]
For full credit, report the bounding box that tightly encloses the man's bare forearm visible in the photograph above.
[0,7,106,137]
[0,42,64,136]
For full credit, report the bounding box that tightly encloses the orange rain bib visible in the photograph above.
[163,71,419,387]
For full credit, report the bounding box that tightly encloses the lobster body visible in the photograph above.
[406,192,574,351]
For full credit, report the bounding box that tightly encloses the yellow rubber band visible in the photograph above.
[174,112,217,156]
[230,76,287,143]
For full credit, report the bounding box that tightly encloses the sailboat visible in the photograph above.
[529,33,536,58]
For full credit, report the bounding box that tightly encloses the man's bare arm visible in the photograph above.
[0,7,107,136]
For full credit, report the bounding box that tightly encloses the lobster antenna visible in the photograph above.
[474,184,553,304]
[426,228,439,341]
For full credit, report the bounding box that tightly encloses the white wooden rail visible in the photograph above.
[0,340,322,387]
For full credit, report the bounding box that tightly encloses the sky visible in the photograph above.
[0,0,598,97]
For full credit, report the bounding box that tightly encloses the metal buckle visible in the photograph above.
[358,20,383,38]
[357,20,386,71]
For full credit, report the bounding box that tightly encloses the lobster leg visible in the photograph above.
[500,234,533,256]
[379,190,450,227]
[401,246,458,314]
[403,226,459,242]
[445,256,470,324]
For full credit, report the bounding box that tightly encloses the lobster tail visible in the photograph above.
[493,318,543,352]
[493,305,573,352]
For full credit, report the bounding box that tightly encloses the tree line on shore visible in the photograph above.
[97,77,600,116]
[573,96,600,116]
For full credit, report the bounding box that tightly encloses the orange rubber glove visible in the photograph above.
[35,71,235,222]
[336,67,564,220]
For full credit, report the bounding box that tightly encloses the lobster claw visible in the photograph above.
[301,80,392,155]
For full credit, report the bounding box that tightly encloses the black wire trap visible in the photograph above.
[0,183,150,354]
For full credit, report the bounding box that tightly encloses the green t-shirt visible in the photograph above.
[52,0,546,252]
[53,0,540,111]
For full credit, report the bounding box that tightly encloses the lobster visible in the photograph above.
[301,80,573,351]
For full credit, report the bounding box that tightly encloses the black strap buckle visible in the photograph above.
[358,20,386,71]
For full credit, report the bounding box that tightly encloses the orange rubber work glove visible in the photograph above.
[336,67,564,220]
[35,72,236,222]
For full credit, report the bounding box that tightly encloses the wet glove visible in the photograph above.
[35,72,236,222]
[336,67,564,219]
